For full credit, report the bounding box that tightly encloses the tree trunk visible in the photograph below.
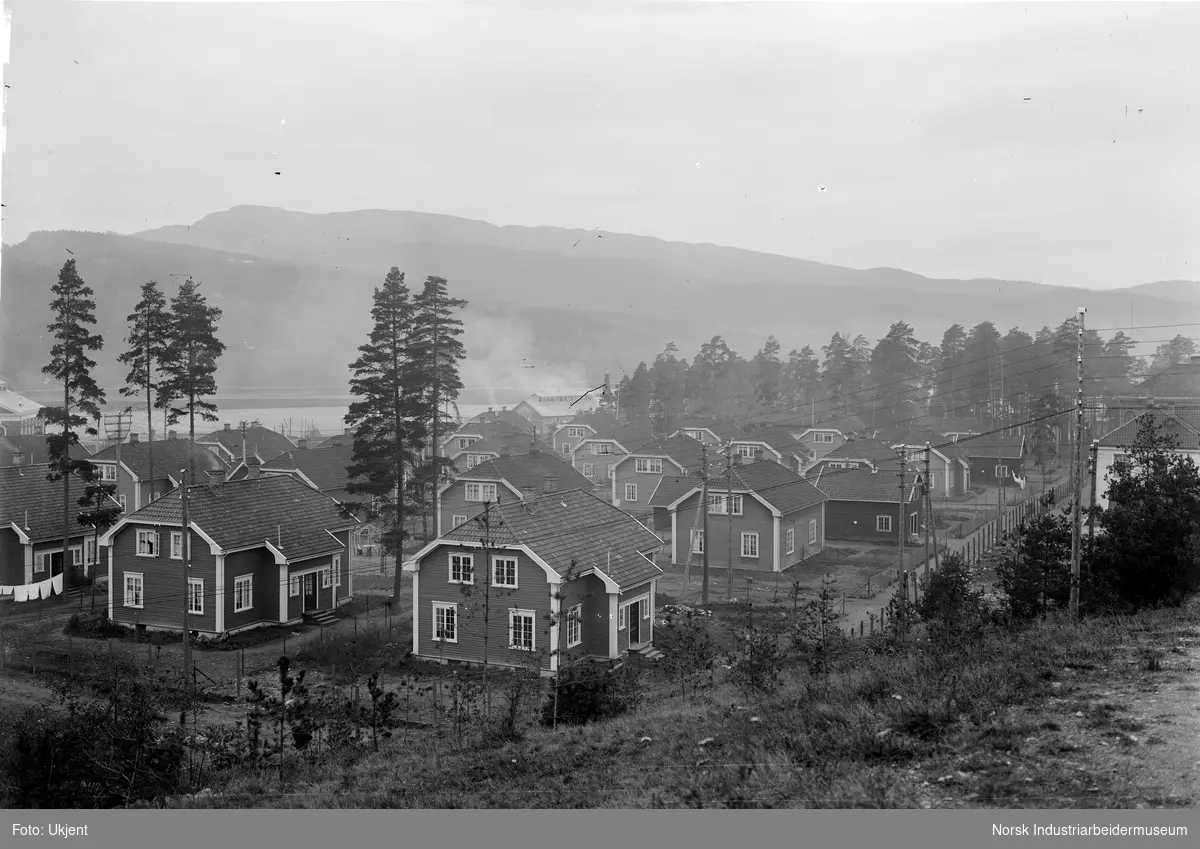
[62,358,72,596]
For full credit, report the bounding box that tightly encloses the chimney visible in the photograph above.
[500,446,511,457]
[529,440,540,454]
[297,439,309,450]
[224,423,232,431]
[543,475,557,493]
[521,484,537,501]
[168,430,178,440]
[871,467,879,475]
[205,470,225,486]
[11,451,26,466]
[128,432,139,444]
[754,448,764,463]
[733,453,743,467]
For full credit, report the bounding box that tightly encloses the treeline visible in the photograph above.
[615,318,1196,434]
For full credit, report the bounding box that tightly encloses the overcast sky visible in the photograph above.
[3,1,1197,289]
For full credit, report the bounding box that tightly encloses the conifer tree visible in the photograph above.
[118,281,172,501]
[41,259,106,594]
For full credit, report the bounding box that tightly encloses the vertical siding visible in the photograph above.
[284,552,341,619]
[416,544,553,672]
[779,502,826,568]
[672,492,776,571]
[438,482,491,536]
[112,524,216,633]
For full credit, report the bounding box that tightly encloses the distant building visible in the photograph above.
[512,391,594,438]
[196,421,296,465]
[1102,356,1200,431]
[0,376,44,437]
[91,433,230,512]
[1093,408,1200,511]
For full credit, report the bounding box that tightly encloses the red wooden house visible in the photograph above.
[609,435,707,512]
[403,489,664,674]
[811,466,923,545]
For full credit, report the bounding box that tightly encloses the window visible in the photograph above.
[910,511,919,534]
[119,495,127,512]
[561,443,571,455]
[567,604,582,648]
[643,599,651,620]
[233,575,253,612]
[785,527,795,555]
[71,547,82,566]
[690,529,705,553]
[465,482,498,502]
[451,514,467,529]
[708,494,743,515]
[624,483,638,502]
[466,454,480,469]
[188,579,204,615]
[101,464,117,482]
[1114,453,1131,466]
[322,568,332,589]
[582,463,595,480]
[599,444,612,455]
[876,515,892,533]
[994,465,1009,478]
[170,531,183,560]
[85,538,97,565]
[736,444,756,458]
[136,529,159,557]
[827,462,846,469]
[567,427,586,439]
[449,552,474,584]
[685,429,705,440]
[433,602,458,642]
[123,573,144,608]
[509,609,535,651]
[634,458,663,474]
[813,432,835,444]
[847,462,860,469]
[333,555,341,587]
[589,443,601,456]
[289,575,300,597]
[741,532,759,558]
[493,556,517,588]
[928,472,937,490]
[618,604,627,630]
[457,437,475,450]
[34,553,45,574]
[808,519,817,546]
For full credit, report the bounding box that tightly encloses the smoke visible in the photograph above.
[460,313,594,406]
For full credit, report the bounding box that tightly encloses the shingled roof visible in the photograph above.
[812,466,922,503]
[432,488,663,590]
[92,438,230,481]
[0,464,121,542]
[888,430,970,461]
[701,460,828,515]
[259,445,356,493]
[733,428,811,456]
[1098,409,1200,450]
[675,418,748,441]
[959,433,1025,459]
[198,423,296,457]
[649,475,702,508]
[451,450,593,496]
[1,433,92,465]
[622,435,706,474]
[113,475,359,561]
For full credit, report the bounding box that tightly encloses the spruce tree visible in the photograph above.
[346,268,427,600]
[117,281,172,502]
[412,276,468,543]
[159,278,225,482]
[41,259,106,594]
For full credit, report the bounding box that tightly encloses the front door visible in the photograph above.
[628,599,640,646]
[303,572,318,612]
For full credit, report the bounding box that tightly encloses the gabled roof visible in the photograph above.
[620,435,705,474]
[578,421,655,448]
[91,438,230,481]
[516,397,587,418]
[0,464,121,543]
[888,430,970,461]
[0,433,93,464]
[1097,408,1200,450]
[674,419,748,441]
[450,450,593,495]
[959,433,1025,459]
[649,475,702,508]
[934,417,985,435]
[821,437,899,464]
[454,433,542,458]
[812,466,922,503]
[433,489,663,590]
[112,475,359,561]
[1132,359,1200,397]
[444,420,528,446]
[197,424,296,457]
[259,445,356,492]
[468,408,534,429]
[705,460,828,515]
[795,413,866,435]
[732,428,811,456]
[0,384,42,417]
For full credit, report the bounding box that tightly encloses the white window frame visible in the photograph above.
[813,432,835,444]
[827,462,846,469]
[449,552,474,585]
[708,494,744,516]
[71,546,82,566]
[876,515,892,533]
[808,519,817,546]
[847,462,860,469]
[136,529,160,557]
[785,527,795,555]
[634,458,663,474]
[457,437,474,450]
[188,578,204,615]
[582,463,595,480]
[170,531,183,560]
[561,443,571,455]
[567,427,586,439]
[100,464,117,482]
[85,538,97,565]
[322,567,332,589]
[910,511,919,534]
[1114,453,1131,466]
[34,552,46,574]
[451,514,467,529]
[741,532,759,558]
[690,529,705,554]
[509,608,535,651]
[492,556,518,589]
[566,603,582,648]
[685,429,705,440]
[624,483,638,502]
[433,601,458,643]
[233,575,253,613]
[333,555,342,587]
[289,575,300,597]
[465,454,480,469]
[995,464,1009,478]
[736,444,756,459]
[589,443,601,456]
[618,603,627,630]
[123,572,144,608]
[465,482,498,503]
[119,494,127,512]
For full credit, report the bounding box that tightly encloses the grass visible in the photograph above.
[167,597,1200,809]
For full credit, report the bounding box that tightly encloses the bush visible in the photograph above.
[728,627,785,699]
[541,661,640,727]
[919,552,987,647]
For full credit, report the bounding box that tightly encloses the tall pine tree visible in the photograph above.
[160,278,225,481]
[346,268,427,601]
[41,259,106,594]
[118,281,173,502]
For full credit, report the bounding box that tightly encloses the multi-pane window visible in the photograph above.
[85,539,97,565]
[449,553,474,584]
[493,556,517,588]
[910,511,919,534]
[451,514,467,529]
[322,568,332,589]
[690,529,704,554]
[813,432,835,444]
[736,444,756,458]
[71,547,82,566]
[785,528,795,555]
[170,531,183,560]
[567,604,582,647]
[136,530,159,556]
[589,443,601,456]
[333,555,342,587]
[685,430,705,440]
[876,515,892,532]
[994,465,1009,478]
[187,579,204,615]
[233,575,253,612]
[567,427,586,439]
[509,609,535,650]
[100,464,117,481]
[582,463,595,479]
[741,532,759,558]
[289,575,300,597]
[561,443,571,455]
[466,454,480,469]
[634,458,663,474]
[433,602,458,642]
[624,484,638,502]
[34,553,46,574]
[808,519,817,545]
[465,482,498,502]
[123,573,144,608]
[708,494,743,515]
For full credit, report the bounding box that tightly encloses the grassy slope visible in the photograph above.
[176,600,1199,809]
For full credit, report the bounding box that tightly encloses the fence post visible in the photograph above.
[32,645,37,674]
[859,620,864,637]
[108,637,113,657]
[147,640,152,666]
[320,625,325,647]
[69,635,74,678]
[0,626,4,669]
[237,649,243,699]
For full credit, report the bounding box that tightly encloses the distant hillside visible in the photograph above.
[2,207,1197,397]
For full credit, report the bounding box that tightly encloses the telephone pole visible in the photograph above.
[726,446,734,602]
[701,443,710,606]
[897,448,908,603]
[1087,438,1100,559]
[923,443,933,576]
[1069,307,1086,617]
[180,467,191,691]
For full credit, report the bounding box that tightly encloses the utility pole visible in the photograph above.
[897,449,907,602]
[923,443,932,576]
[1069,306,1086,617]
[479,499,492,715]
[701,443,710,606]
[1087,438,1100,559]
[180,467,191,692]
[726,446,734,602]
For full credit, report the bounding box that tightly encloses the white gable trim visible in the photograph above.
[580,567,619,593]
[9,522,30,544]
[264,539,288,565]
[666,486,782,518]
[402,540,562,585]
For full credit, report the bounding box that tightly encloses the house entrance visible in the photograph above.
[303,572,318,612]
[627,598,642,647]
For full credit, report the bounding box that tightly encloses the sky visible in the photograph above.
[2,0,1198,290]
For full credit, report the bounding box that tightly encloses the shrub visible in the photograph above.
[727,627,785,699]
[541,661,640,727]
[919,552,987,647]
